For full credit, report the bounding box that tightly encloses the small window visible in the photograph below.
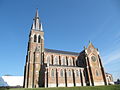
[51,69,54,77]
[38,35,41,43]
[34,35,37,42]
[60,69,64,77]
[96,70,99,76]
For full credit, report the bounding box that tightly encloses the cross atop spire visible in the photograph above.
[31,9,43,31]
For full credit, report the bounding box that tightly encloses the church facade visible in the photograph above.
[23,10,113,88]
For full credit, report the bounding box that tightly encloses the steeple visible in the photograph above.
[35,8,39,18]
[31,9,43,31]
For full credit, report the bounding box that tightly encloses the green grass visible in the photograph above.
[0,85,120,90]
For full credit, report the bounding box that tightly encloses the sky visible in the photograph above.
[0,0,120,81]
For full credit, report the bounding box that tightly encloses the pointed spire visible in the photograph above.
[35,8,39,18]
[31,21,35,29]
[40,23,43,31]
[31,9,43,31]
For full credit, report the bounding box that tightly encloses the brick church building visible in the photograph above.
[23,9,113,88]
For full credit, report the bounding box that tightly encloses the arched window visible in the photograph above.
[69,58,72,66]
[51,69,54,77]
[68,70,71,77]
[34,35,37,42]
[77,60,81,66]
[38,35,41,43]
[47,56,50,64]
[54,56,59,65]
[76,70,79,77]
[60,69,64,77]
[96,70,99,76]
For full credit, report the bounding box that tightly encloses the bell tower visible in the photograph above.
[23,9,44,88]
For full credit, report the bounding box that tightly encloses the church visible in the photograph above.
[23,9,113,88]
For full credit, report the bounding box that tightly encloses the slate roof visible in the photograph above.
[105,73,112,75]
[44,48,79,56]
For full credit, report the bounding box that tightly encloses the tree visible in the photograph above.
[117,79,120,82]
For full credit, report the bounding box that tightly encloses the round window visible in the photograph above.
[91,56,96,62]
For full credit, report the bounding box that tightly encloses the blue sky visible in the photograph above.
[0,0,120,81]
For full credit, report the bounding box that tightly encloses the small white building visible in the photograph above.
[0,76,23,87]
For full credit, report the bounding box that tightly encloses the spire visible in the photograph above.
[31,9,43,31]
[35,8,39,18]
[40,23,43,31]
[31,21,35,29]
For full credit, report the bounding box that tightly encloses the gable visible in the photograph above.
[86,42,98,56]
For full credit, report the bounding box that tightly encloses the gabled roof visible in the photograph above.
[44,48,79,56]
[106,72,112,75]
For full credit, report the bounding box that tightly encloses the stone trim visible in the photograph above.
[94,82,105,86]
[48,83,56,87]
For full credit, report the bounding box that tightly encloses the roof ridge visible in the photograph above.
[45,48,79,53]
[44,48,79,56]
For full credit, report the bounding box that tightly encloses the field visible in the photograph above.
[0,85,120,90]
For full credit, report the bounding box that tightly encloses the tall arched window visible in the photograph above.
[47,56,50,64]
[76,70,79,77]
[54,56,59,65]
[51,69,54,77]
[96,70,99,76]
[60,69,64,77]
[38,35,41,43]
[34,35,37,42]
[69,58,72,66]
[68,70,71,77]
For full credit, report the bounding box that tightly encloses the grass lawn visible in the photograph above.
[0,85,120,90]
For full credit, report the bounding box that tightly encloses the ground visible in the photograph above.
[0,85,120,90]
